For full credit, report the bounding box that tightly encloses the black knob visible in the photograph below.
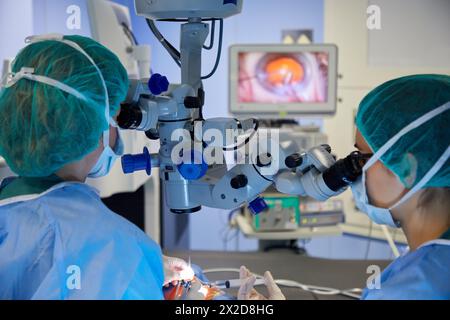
[256,153,272,167]
[184,96,201,109]
[184,88,205,109]
[285,153,303,168]
[230,174,248,189]
[321,144,332,153]
[145,129,160,140]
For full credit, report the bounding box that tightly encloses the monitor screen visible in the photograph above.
[238,52,329,104]
[229,44,337,116]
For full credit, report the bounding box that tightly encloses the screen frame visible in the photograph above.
[229,44,338,116]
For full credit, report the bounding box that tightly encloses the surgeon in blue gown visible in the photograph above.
[238,74,450,300]
[352,75,450,300]
[0,34,187,299]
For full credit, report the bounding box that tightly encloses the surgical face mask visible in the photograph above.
[351,171,401,228]
[3,33,116,176]
[88,126,124,178]
[351,102,450,228]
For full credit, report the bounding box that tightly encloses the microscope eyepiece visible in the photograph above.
[117,103,143,130]
[322,151,371,192]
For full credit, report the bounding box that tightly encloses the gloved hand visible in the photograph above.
[238,265,286,300]
[163,255,195,286]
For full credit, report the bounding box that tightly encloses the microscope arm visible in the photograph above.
[188,163,274,211]
[120,1,356,213]
[187,144,346,211]
[193,144,348,211]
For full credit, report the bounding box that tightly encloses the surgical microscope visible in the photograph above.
[117,0,367,214]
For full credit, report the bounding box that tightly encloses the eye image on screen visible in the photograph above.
[238,52,329,103]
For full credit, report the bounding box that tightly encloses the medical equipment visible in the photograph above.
[298,199,345,227]
[212,278,265,289]
[86,0,160,202]
[163,277,224,300]
[229,44,338,116]
[244,194,345,232]
[203,268,363,299]
[122,0,355,214]
[247,194,300,231]
[87,0,151,79]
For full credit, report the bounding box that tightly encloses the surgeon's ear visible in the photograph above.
[377,160,409,200]
[399,153,418,188]
[379,160,410,194]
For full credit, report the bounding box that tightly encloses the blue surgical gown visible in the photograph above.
[362,240,450,300]
[0,181,164,300]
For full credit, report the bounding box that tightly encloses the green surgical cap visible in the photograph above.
[356,74,450,189]
[0,35,129,177]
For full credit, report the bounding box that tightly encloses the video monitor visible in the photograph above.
[229,44,338,116]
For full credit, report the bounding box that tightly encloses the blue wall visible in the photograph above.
[0,0,91,76]
[0,0,34,76]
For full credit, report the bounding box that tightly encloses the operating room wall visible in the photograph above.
[0,1,34,180]
[0,0,95,72]
[0,0,34,76]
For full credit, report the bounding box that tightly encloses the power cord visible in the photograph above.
[121,22,139,45]
[203,19,216,50]
[201,19,223,79]
[146,18,224,80]
[146,19,181,67]
[364,220,373,260]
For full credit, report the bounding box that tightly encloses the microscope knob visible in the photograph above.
[256,153,272,167]
[177,151,208,180]
[184,88,205,109]
[184,96,202,109]
[321,144,332,153]
[285,153,303,168]
[230,174,248,189]
[148,73,169,95]
[121,147,152,175]
[145,128,160,140]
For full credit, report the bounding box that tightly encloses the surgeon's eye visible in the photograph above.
[357,152,373,166]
